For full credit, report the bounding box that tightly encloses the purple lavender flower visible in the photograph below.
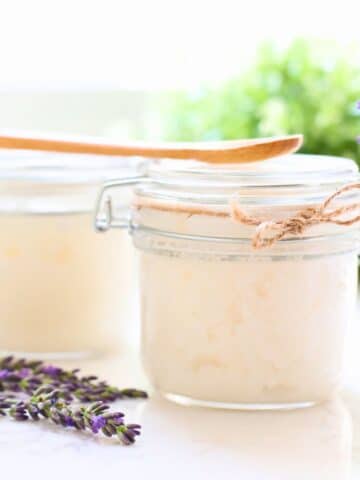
[90,415,107,434]
[18,368,31,379]
[64,415,76,427]
[11,402,29,421]
[41,365,62,376]
[0,369,10,379]
[118,424,142,445]
[107,412,125,425]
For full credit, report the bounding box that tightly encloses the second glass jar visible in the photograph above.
[0,151,143,358]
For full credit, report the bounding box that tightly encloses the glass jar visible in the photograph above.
[0,150,144,358]
[96,154,360,409]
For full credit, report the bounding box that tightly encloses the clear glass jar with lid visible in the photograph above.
[0,150,144,358]
[96,154,360,409]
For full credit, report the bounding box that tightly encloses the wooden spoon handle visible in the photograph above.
[0,131,303,164]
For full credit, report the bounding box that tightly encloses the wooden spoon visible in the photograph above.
[0,131,303,164]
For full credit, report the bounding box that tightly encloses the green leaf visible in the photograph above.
[160,38,360,163]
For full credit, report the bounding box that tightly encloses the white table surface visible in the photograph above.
[2,316,360,480]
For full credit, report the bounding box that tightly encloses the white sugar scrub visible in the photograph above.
[97,154,360,409]
[0,151,143,358]
[139,228,357,406]
[0,214,134,355]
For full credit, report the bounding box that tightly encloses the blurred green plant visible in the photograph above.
[161,39,360,162]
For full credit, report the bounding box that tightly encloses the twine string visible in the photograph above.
[230,183,360,249]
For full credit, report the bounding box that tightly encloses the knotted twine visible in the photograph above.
[230,183,360,249]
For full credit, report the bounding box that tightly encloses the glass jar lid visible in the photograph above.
[135,154,359,208]
[95,153,360,252]
[0,149,146,185]
[0,150,146,214]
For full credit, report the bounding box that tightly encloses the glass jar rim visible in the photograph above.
[134,154,360,208]
[0,149,146,185]
[146,154,358,188]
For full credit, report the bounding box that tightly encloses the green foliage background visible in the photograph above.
[161,39,360,162]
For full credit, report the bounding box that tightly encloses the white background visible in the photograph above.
[0,0,359,91]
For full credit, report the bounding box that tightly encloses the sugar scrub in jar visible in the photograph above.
[96,154,360,409]
[0,150,144,358]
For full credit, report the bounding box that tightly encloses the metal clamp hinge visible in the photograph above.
[94,176,145,232]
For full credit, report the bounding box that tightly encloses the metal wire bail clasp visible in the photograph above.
[94,176,144,232]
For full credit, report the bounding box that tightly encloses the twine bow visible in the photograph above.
[230,183,360,249]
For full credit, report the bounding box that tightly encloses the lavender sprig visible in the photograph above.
[0,356,147,445]
[0,356,147,402]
